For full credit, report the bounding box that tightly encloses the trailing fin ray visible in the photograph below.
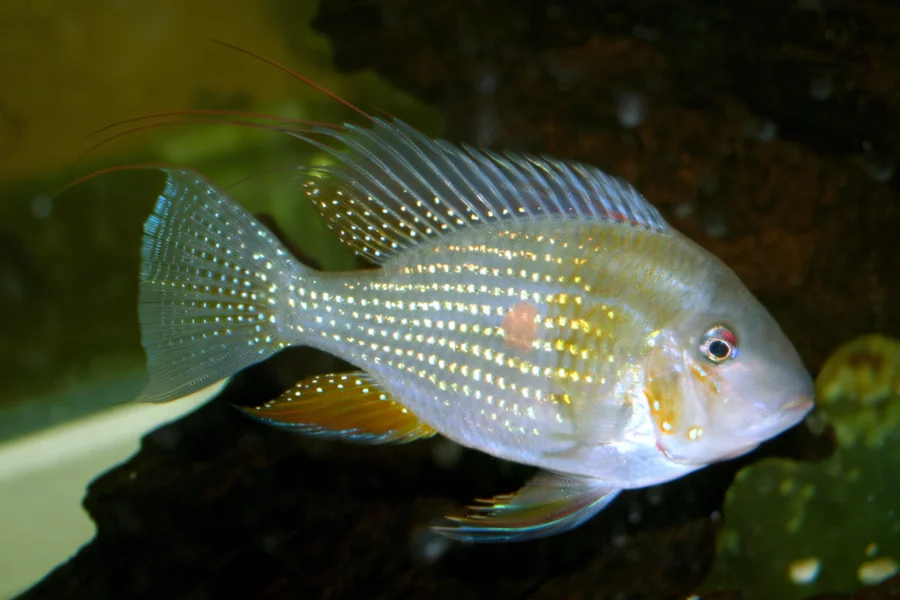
[297,118,669,264]
[241,371,437,444]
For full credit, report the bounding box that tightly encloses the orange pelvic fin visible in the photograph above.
[240,371,437,444]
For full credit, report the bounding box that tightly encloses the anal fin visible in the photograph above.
[240,371,437,444]
[432,471,620,543]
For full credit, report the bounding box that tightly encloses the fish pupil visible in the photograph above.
[707,339,731,360]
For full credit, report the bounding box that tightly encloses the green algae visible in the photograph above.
[704,335,900,598]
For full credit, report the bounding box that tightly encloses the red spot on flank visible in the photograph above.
[501,302,539,351]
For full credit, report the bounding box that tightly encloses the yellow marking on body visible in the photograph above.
[501,301,540,351]
[690,363,708,381]
[645,384,679,435]
[690,362,720,396]
[549,392,573,405]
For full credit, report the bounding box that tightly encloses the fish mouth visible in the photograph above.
[780,395,815,414]
[773,393,815,433]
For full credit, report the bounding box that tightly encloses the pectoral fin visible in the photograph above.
[543,377,633,450]
[240,371,437,444]
[432,471,620,543]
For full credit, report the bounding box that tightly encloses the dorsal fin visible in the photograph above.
[297,118,669,264]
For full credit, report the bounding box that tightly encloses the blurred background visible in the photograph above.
[0,1,897,599]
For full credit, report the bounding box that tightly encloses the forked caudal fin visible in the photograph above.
[136,168,307,403]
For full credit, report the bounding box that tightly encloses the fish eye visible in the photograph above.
[700,325,739,364]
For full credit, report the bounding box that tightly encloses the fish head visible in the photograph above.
[644,276,815,466]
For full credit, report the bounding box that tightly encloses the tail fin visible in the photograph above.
[136,168,306,403]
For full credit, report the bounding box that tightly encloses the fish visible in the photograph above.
[134,116,815,543]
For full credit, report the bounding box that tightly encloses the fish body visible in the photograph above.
[136,118,814,541]
[289,221,688,484]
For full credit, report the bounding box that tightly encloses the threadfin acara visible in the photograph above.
[133,117,814,542]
